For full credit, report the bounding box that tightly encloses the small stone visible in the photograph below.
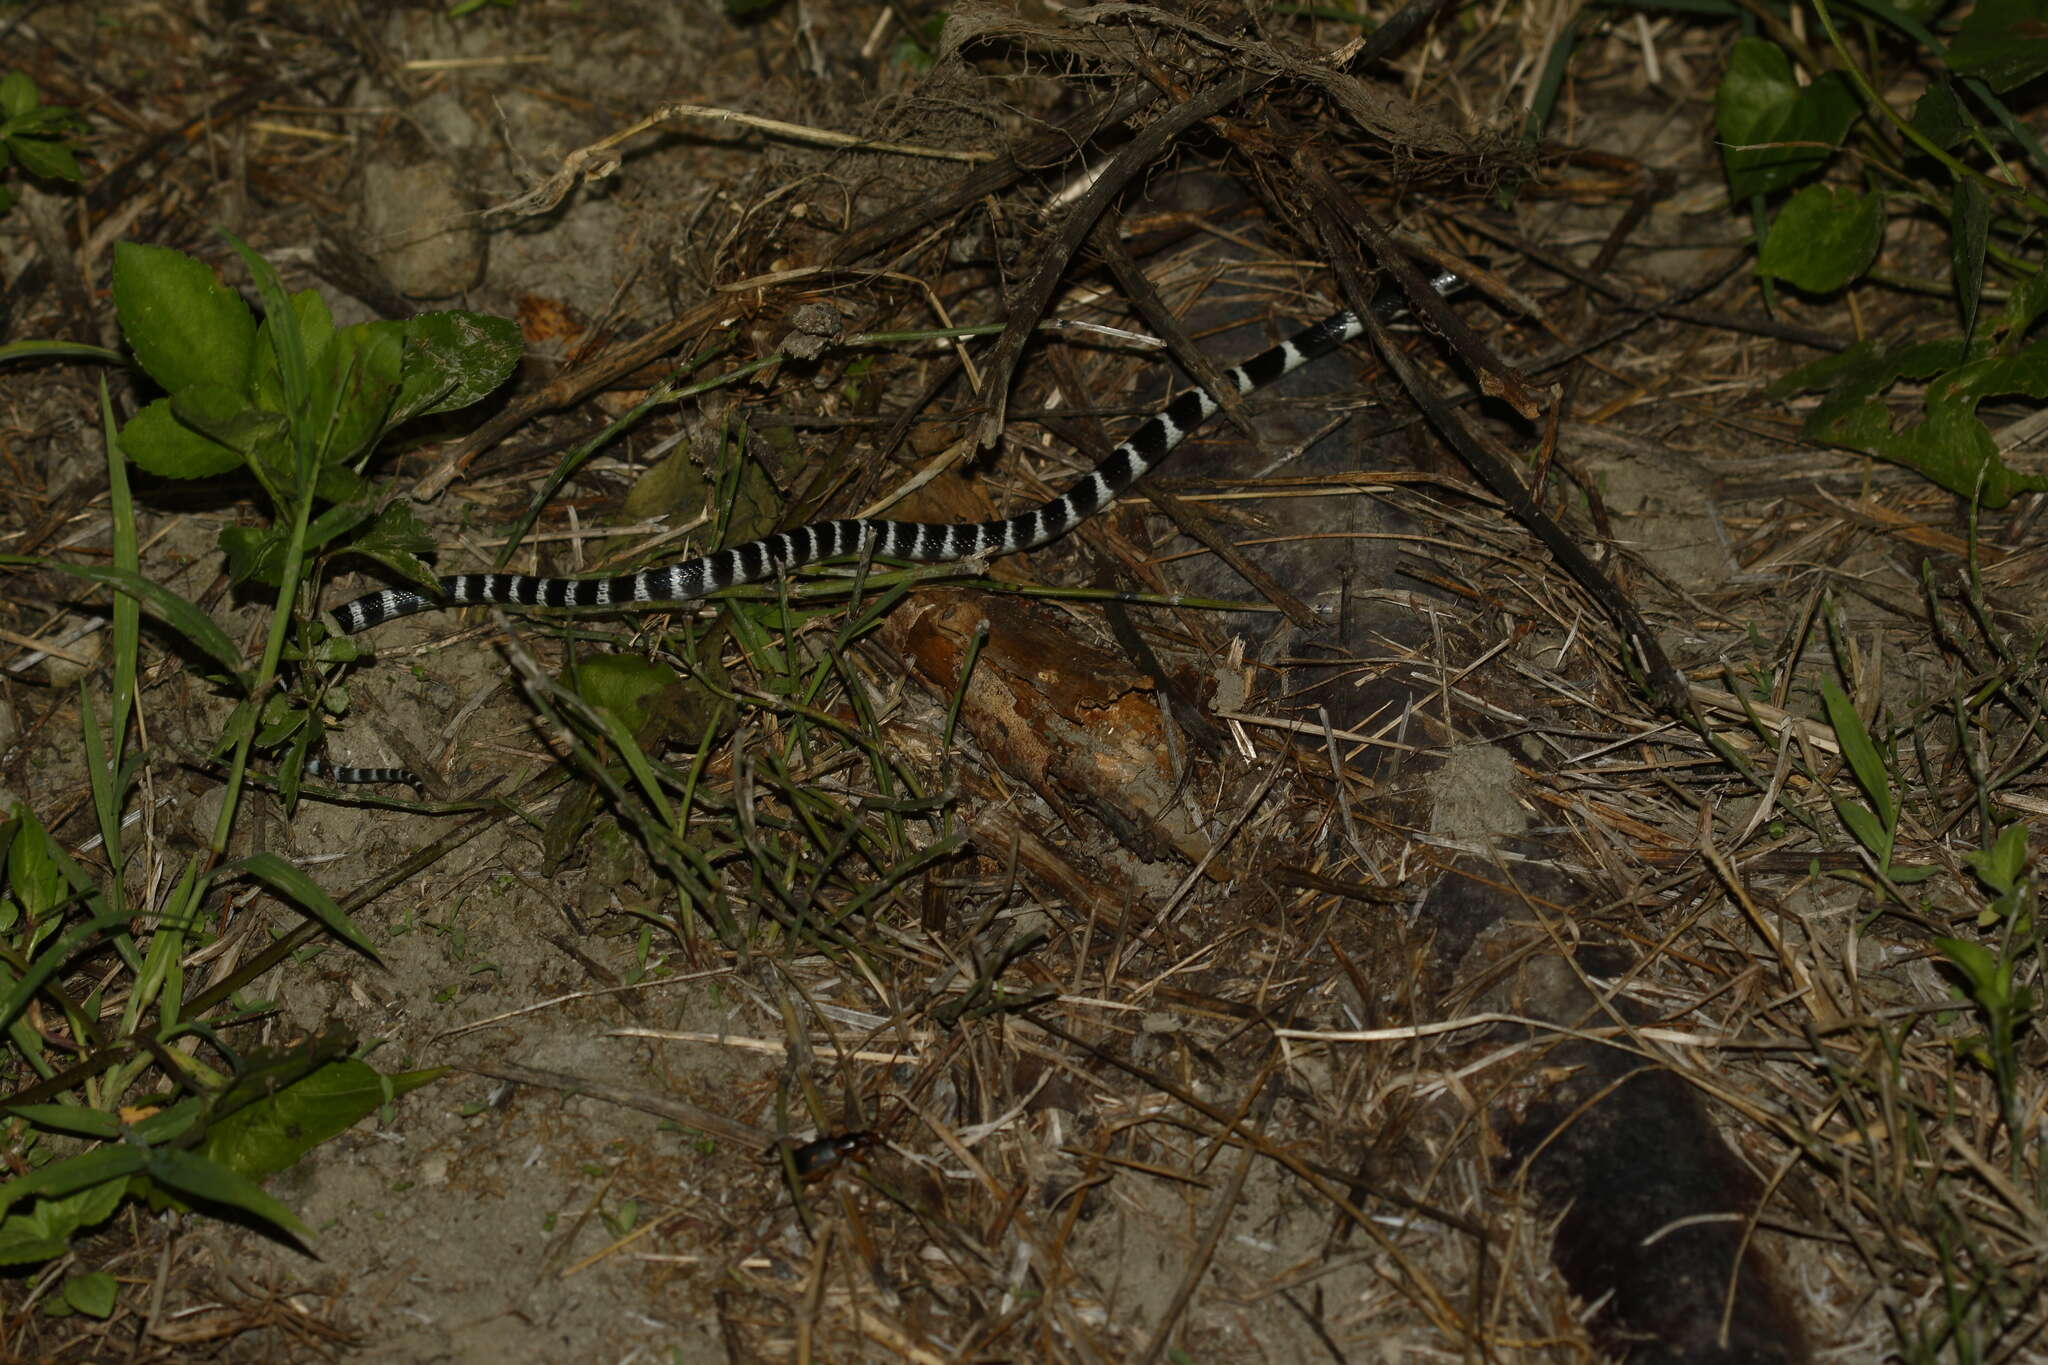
[357,161,486,300]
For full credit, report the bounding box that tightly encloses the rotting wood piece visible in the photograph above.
[879,588,1228,879]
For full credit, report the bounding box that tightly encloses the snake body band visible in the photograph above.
[327,272,1459,639]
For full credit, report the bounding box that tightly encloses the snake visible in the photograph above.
[311,270,1461,783]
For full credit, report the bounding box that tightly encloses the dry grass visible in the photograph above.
[0,1,2040,1361]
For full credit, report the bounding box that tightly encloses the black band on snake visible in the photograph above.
[302,757,419,787]
[327,271,1461,639]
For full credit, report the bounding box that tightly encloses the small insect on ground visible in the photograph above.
[770,1131,883,1184]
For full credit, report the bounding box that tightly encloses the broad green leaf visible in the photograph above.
[224,851,377,958]
[314,462,372,506]
[8,807,90,920]
[1953,178,1989,338]
[1776,336,2048,506]
[0,72,35,119]
[111,243,255,396]
[1964,824,2030,895]
[5,1103,120,1140]
[1934,936,2005,1002]
[1910,82,1968,149]
[222,499,372,587]
[218,524,291,589]
[60,1271,117,1318]
[249,288,337,417]
[312,322,404,466]
[1991,267,2048,340]
[565,654,686,738]
[341,501,440,593]
[23,561,247,683]
[1949,0,2048,92]
[348,500,434,557]
[1820,679,1894,830]
[201,1058,440,1181]
[171,383,290,457]
[142,1148,312,1245]
[254,703,307,749]
[305,498,376,550]
[0,1230,65,1269]
[0,1179,125,1267]
[1716,39,1860,199]
[117,396,244,479]
[9,135,79,182]
[393,310,523,423]
[1758,185,1882,293]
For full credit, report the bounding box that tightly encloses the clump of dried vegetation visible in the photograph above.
[0,0,2043,1360]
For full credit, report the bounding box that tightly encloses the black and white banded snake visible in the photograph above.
[307,269,1463,785]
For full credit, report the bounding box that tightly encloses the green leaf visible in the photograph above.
[565,654,686,738]
[393,311,523,424]
[1910,82,1968,150]
[142,1148,312,1246]
[224,851,377,958]
[312,322,404,466]
[0,72,36,120]
[8,135,80,183]
[1820,679,1894,830]
[313,462,371,507]
[0,339,122,368]
[1992,269,2048,339]
[1964,824,2029,895]
[1779,335,2048,506]
[65,566,245,688]
[249,288,336,417]
[305,498,376,551]
[1716,39,1860,199]
[1835,798,1890,861]
[341,501,441,593]
[223,234,313,430]
[111,243,256,396]
[60,1270,117,1318]
[1953,178,1989,338]
[0,1180,125,1268]
[1935,936,2005,1002]
[8,806,90,920]
[170,383,290,457]
[16,559,246,683]
[201,1058,438,1181]
[1949,0,2048,92]
[0,339,123,366]
[117,396,245,479]
[124,1096,206,1145]
[6,1103,121,1140]
[0,1147,146,1219]
[224,497,373,587]
[1757,184,1883,293]
[219,524,291,588]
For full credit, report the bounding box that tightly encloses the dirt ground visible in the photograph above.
[2,1,2044,1362]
